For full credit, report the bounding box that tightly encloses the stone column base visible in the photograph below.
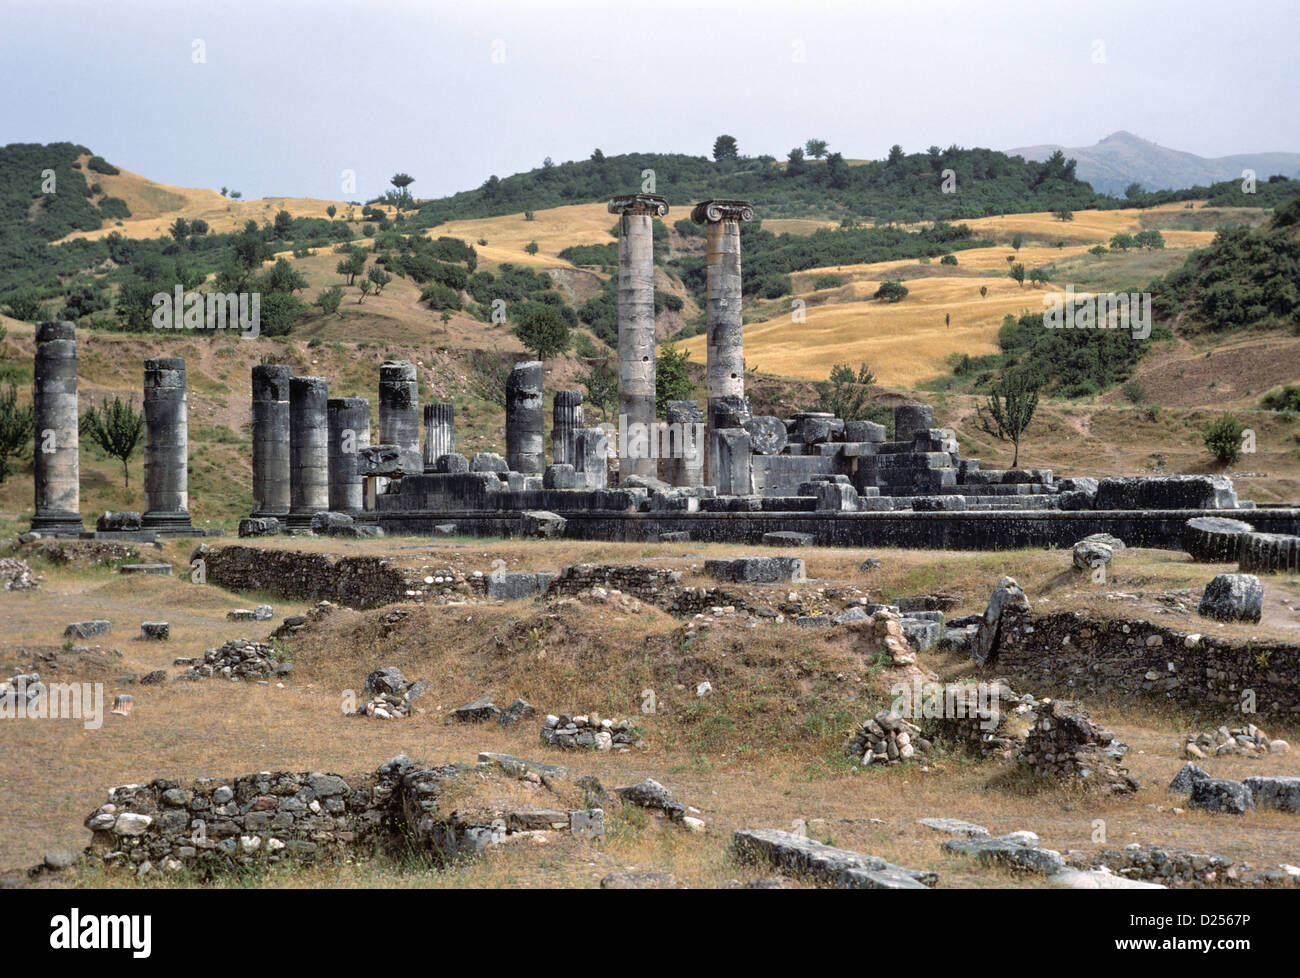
[30,510,86,536]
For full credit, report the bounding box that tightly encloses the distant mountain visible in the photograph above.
[1008,131,1300,196]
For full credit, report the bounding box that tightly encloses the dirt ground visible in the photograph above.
[2,537,1298,888]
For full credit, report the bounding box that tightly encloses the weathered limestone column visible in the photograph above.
[574,427,609,490]
[505,361,544,474]
[250,364,292,517]
[609,193,668,479]
[30,321,84,535]
[378,361,420,456]
[327,397,370,513]
[142,357,193,531]
[423,403,454,470]
[289,376,330,523]
[662,400,704,487]
[693,200,754,487]
[552,390,584,468]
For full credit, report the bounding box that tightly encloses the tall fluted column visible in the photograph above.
[552,390,584,468]
[505,361,544,474]
[142,357,193,531]
[251,364,292,517]
[289,376,330,524]
[378,361,420,456]
[423,403,454,470]
[692,199,754,487]
[609,193,668,479]
[328,397,370,513]
[31,321,84,535]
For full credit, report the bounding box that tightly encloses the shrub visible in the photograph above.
[1204,412,1245,465]
[873,281,908,302]
[1121,379,1147,404]
[87,155,120,175]
[939,254,957,266]
[812,274,845,289]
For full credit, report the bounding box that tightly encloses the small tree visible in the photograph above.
[1009,263,1026,287]
[337,248,366,285]
[1204,413,1245,466]
[1011,233,1023,251]
[1054,208,1073,221]
[5,289,43,321]
[979,285,988,298]
[367,265,392,294]
[805,138,829,159]
[273,209,293,236]
[513,303,570,360]
[579,357,618,420]
[815,362,875,420]
[976,376,1039,468]
[439,310,452,330]
[315,285,343,315]
[326,204,337,219]
[81,396,144,487]
[1028,267,1049,285]
[0,383,34,482]
[525,241,539,255]
[712,134,739,161]
[358,278,372,303]
[655,340,694,415]
[873,281,908,302]
[169,217,190,242]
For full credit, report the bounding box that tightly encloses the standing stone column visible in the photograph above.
[378,361,420,456]
[142,357,193,531]
[328,397,370,513]
[505,361,544,474]
[693,200,755,486]
[423,403,454,470]
[609,193,668,479]
[289,377,329,523]
[250,364,292,517]
[30,321,84,535]
[662,400,704,487]
[552,390,584,468]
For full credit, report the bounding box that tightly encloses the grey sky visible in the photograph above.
[3,0,1297,202]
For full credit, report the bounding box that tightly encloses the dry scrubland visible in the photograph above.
[3,537,1299,888]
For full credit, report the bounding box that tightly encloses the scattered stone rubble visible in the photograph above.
[349,666,432,719]
[1019,699,1137,795]
[1184,723,1290,759]
[541,713,638,750]
[844,710,932,766]
[0,557,38,590]
[174,640,288,682]
[1171,763,1300,815]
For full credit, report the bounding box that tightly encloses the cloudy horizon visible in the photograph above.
[3,0,1297,202]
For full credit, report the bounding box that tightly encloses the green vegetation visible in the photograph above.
[0,382,34,482]
[976,375,1040,468]
[813,362,875,420]
[1204,412,1246,465]
[80,396,144,487]
[655,341,694,415]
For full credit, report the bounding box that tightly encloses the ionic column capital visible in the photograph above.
[608,193,669,217]
[691,199,755,225]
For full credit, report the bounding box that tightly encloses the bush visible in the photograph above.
[873,281,908,302]
[1204,412,1245,465]
[939,254,957,266]
[1260,384,1300,413]
[812,274,845,289]
[420,282,461,311]
[87,155,120,175]
[1121,379,1147,404]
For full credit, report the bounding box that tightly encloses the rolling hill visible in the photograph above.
[1009,131,1300,196]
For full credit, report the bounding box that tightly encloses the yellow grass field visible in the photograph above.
[696,277,1056,386]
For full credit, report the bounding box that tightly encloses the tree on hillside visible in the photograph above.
[525,241,539,255]
[712,135,739,161]
[1009,262,1026,287]
[81,396,143,488]
[655,341,694,415]
[0,383,34,483]
[874,281,908,302]
[887,144,905,165]
[326,205,337,218]
[786,146,806,176]
[367,264,392,294]
[273,209,293,236]
[579,357,617,421]
[1028,267,1049,285]
[336,247,366,285]
[976,375,1039,468]
[1125,182,1144,200]
[315,286,343,316]
[357,278,372,303]
[805,139,829,159]
[815,362,875,420]
[1011,234,1023,251]
[1204,413,1245,466]
[513,302,571,360]
[169,218,190,242]
[4,289,43,322]
[1054,207,1073,221]
[265,257,308,295]
[390,173,415,212]
[1109,232,1135,251]
[189,219,208,236]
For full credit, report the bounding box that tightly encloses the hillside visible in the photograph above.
[1010,131,1300,196]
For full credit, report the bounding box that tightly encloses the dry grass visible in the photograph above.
[4,538,1299,888]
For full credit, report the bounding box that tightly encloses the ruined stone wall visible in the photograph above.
[374,508,1300,551]
[194,544,415,608]
[992,612,1300,716]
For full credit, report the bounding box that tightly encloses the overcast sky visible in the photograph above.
[3,0,1297,202]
